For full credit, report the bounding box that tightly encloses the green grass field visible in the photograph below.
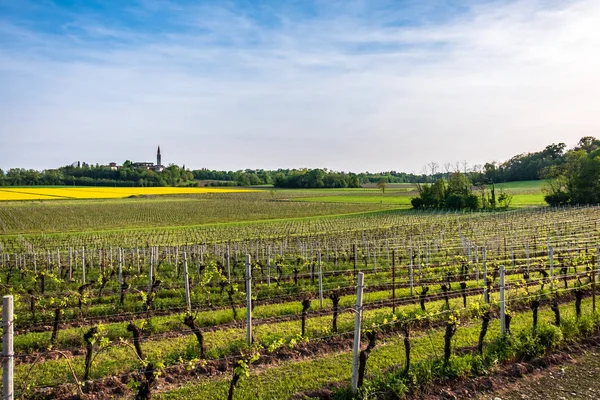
[294,180,547,207]
[295,195,413,206]
[497,180,545,190]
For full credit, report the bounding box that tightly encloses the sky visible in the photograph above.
[1,0,599,173]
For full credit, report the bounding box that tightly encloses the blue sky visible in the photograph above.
[1,0,599,172]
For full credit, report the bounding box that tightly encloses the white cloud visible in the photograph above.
[1,0,599,172]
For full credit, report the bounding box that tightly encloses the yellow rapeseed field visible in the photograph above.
[0,187,256,201]
[0,190,58,201]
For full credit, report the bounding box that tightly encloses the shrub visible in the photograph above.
[379,374,409,398]
[407,359,434,389]
[577,315,595,337]
[469,354,487,376]
[515,329,545,361]
[485,334,518,363]
[446,194,465,209]
[511,325,563,361]
[592,311,600,328]
[560,317,580,341]
[443,355,473,379]
[332,385,378,400]
[411,197,424,209]
[536,324,563,350]
[464,193,480,210]
[545,191,570,206]
[331,386,353,400]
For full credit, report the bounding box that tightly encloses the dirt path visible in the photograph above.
[477,346,600,400]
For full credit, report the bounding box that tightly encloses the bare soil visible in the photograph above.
[475,346,600,400]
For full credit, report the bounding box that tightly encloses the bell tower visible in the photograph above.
[157,145,161,167]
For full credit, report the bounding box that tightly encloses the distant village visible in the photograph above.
[104,146,165,172]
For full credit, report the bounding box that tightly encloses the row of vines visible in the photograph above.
[1,206,600,398]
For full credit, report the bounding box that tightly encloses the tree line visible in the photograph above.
[543,136,600,206]
[411,136,600,209]
[194,138,572,189]
[194,168,425,187]
[0,161,196,187]
[0,137,595,191]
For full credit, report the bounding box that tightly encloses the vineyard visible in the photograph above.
[0,192,399,236]
[1,198,600,399]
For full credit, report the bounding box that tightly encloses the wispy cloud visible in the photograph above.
[1,0,599,172]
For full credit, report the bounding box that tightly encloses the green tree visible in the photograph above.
[543,137,600,206]
[564,150,600,204]
[574,136,600,153]
[376,178,387,193]
[412,172,477,210]
[497,189,513,209]
[447,172,471,196]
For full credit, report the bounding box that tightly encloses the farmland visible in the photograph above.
[0,192,397,235]
[0,181,546,236]
[0,187,256,201]
[296,180,546,207]
[1,186,599,399]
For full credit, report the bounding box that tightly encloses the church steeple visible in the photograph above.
[157,145,161,167]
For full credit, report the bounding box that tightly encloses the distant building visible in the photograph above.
[132,162,154,168]
[155,146,163,172]
[132,146,164,172]
[104,146,165,171]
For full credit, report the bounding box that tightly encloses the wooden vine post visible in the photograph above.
[353,243,357,276]
[500,265,506,335]
[184,251,191,312]
[392,250,396,313]
[592,246,600,312]
[246,254,252,345]
[548,241,554,291]
[81,247,86,284]
[351,272,365,393]
[266,245,271,288]
[318,250,323,308]
[3,295,14,400]
[409,248,414,297]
